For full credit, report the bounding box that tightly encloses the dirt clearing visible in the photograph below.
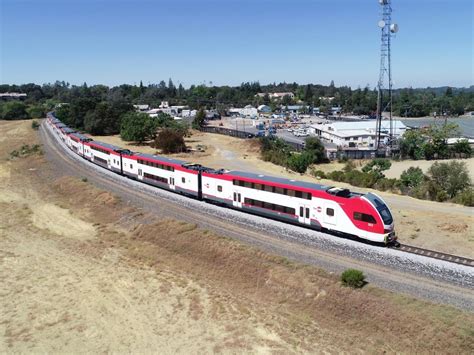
[1,120,473,352]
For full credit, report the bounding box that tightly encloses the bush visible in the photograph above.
[374,177,398,191]
[453,188,474,206]
[1,101,30,120]
[152,128,187,153]
[327,170,345,182]
[287,151,313,173]
[311,169,326,179]
[400,167,425,188]
[451,139,472,157]
[341,269,366,289]
[31,120,40,130]
[428,161,471,198]
[9,144,42,159]
[27,105,46,119]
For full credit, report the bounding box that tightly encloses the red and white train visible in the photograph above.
[46,112,397,244]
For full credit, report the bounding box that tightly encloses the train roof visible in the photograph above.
[89,140,122,151]
[63,127,76,133]
[228,170,363,197]
[227,170,331,191]
[135,152,188,166]
[69,132,90,141]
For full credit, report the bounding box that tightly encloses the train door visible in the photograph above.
[323,203,337,226]
[298,205,311,225]
[170,177,176,191]
[233,190,242,208]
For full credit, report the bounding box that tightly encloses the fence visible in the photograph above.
[199,126,255,139]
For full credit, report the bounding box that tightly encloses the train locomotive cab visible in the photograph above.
[362,192,396,244]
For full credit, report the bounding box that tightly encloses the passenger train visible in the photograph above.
[46,112,396,244]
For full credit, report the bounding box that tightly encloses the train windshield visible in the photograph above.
[364,193,393,225]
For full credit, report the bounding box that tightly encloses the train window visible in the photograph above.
[275,205,284,213]
[182,177,185,183]
[326,208,334,216]
[303,192,312,200]
[264,185,273,192]
[254,183,263,190]
[354,212,376,224]
[217,185,222,192]
[287,189,295,197]
[305,208,310,218]
[275,187,284,195]
[284,207,296,215]
[130,164,133,169]
[295,190,303,198]
[299,207,304,217]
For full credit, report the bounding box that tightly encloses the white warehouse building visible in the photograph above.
[309,120,407,149]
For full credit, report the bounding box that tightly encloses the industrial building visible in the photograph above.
[309,120,407,149]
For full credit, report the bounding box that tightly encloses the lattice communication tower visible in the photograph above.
[375,0,398,151]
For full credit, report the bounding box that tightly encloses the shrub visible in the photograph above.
[341,269,366,289]
[9,144,42,159]
[451,139,472,157]
[453,188,474,207]
[327,170,345,182]
[31,120,40,130]
[27,105,46,119]
[287,151,313,173]
[152,128,187,154]
[427,161,471,198]
[400,167,425,188]
[374,178,398,191]
[311,169,327,179]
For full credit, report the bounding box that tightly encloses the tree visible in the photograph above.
[287,151,313,173]
[152,128,187,153]
[400,167,425,188]
[428,161,471,198]
[451,139,472,157]
[361,158,392,180]
[192,108,206,129]
[281,94,293,106]
[1,101,29,120]
[304,137,325,163]
[399,129,426,160]
[120,112,157,143]
[304,84,313,103]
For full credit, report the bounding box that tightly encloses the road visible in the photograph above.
[40,123,474,311]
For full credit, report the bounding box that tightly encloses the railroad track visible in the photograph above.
[391,243,474,267]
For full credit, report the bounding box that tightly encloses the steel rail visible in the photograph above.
[390,243,474,267]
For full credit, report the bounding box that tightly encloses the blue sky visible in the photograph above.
[1,0,472,88]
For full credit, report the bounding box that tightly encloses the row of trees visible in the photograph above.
[260,136,326,173]
[399,123,472,160]
[312,160,473,206]
[1,81,473,118]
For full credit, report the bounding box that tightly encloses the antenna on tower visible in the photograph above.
[375,0,399,154]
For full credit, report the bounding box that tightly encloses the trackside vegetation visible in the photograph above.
[341,269,366,288]
[312,160,473,206]
[260,136,326,174]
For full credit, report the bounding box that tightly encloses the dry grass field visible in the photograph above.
[1,120,473,352]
